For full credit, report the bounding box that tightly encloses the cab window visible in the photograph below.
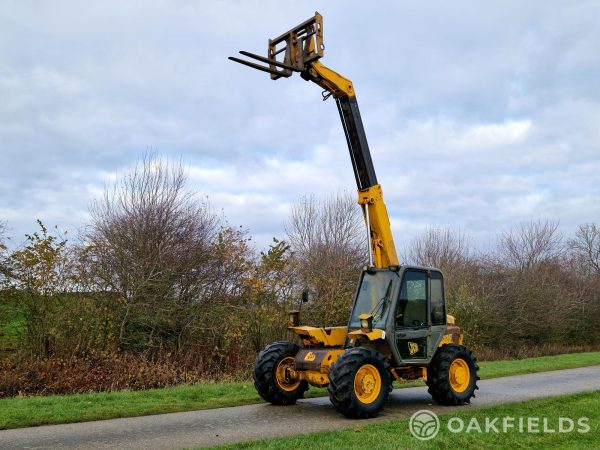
[395,270,427,327]
[349,270,397,329]
[430,271,446,325]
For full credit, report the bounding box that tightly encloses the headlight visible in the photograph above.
[359,313,373,331]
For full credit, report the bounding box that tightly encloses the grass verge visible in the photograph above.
[1,351,599,430]
[215,390,600,450]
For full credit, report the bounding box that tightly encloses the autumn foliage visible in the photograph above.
[0,158,599,397]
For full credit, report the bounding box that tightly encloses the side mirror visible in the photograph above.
[301,288,309,303]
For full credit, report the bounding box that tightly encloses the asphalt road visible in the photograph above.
[1,365,599,449]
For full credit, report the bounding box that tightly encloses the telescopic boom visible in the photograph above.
[229,12,399,268]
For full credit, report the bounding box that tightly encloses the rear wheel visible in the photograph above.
[427,344,479,405]
[328,347,392,419]
[253,341,308,405]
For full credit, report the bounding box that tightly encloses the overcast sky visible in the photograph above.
[1,1,599,252]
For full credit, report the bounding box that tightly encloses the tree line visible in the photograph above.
[0,156,598,396]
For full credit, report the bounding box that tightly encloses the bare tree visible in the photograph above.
[402,226,470,270]
[498,219,563,271]
[286,192,366,258]
[285,192,367,326]
[84,155,225,349]
[569,223,600,275]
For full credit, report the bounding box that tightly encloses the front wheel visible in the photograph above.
[427,344,479,405]
[327,347,392,419]
[253,341,308,405]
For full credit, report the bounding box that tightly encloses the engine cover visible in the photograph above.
[294,348,344,372]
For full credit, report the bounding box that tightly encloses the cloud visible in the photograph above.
[0,0,599,251]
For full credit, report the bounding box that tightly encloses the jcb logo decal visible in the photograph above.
[408,342,419,355]
[304,352,316,361]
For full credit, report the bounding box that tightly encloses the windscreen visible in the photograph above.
[349,270,398,329]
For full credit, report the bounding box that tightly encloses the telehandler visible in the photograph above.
[229,12,479,418]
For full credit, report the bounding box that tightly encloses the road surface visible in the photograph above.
[1,365,599,449]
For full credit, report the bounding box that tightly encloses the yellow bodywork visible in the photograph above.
[290,324,387,346]
[297,370,330,387]
[440,316,464,345]
[292,348,345,387]
[289,325,347,347]
[308,61,354,98]
[347,328,386,342]
[439,332,464,346]
[358,185,399,268]
[287,324,461,388]
[298,27,355,99]
[298,351,344,386]
[286,325,387,388]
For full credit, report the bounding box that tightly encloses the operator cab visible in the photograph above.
[348,266,447,364]
[348,268,399,330]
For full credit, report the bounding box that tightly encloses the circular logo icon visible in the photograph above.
[409,409,440,441]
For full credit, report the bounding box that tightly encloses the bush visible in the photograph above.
[0,350,245,397]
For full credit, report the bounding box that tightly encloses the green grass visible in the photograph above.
[0,351,599,431]
[216,390,600,449]
[390,351,600,390]
[0,300,24,351]
[478,351,600,379]
[0,381,328,431]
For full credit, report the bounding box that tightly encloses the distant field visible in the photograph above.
[0,351,599,430]
[215,390,600,449]
[0,299,23,352]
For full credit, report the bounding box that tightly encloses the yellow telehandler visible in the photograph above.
[230,12,479,418]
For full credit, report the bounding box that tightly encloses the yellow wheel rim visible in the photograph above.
[353,364,381,404]
[275,356,301,392]
[449,358,471,393]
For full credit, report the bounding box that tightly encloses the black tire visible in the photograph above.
[427,344,480,405]
[253,341,308,405]
[327,347,392,419]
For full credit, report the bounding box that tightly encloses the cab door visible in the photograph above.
[394,269,429,361]
[428,270,447,354]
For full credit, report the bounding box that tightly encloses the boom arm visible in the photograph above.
[229,12,399,268]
